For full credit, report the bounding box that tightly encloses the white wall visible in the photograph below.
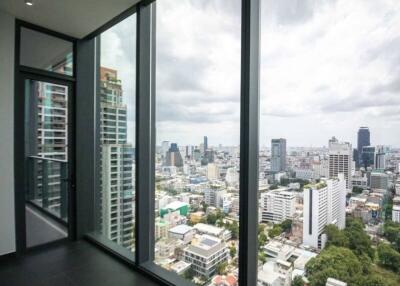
[0,9,16,255]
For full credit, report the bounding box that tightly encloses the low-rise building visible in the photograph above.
[170,260,191,275]
[155,218,170,240]
[193,223,232,241]
[264,240,295,261]
[183,235,229,278]
[168,225,195,244]
[260,188,295,224]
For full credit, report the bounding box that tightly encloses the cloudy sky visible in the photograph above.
[101,0,400,148]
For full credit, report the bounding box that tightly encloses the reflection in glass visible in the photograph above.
[25,79,69,220]
[20,28,73,76]
[96,15,136,252]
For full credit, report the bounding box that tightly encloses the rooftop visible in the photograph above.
[194,223,225,236]
[163,201,189,210]
[304,182,327,190]
[169,224,194,235]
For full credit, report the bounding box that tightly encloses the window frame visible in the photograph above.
[75,0,260,285]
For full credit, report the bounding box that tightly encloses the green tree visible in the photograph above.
[291,275,304,286]
[258,224,266,235]
[229,246,237,258]
[359,274,387,286]
[258,252,267,264]
[268,225,282,238]
[325,224,349,248]
[306,246,363,286]
[281,219,292,233]
[226,221,239,239]
[352,186,364,194]
[383,221,400,245]
[207,213,218,225]
[182,268,195,280]
[216,262,228,275]
[377,243,400,273]
[345,218,374,259]
[258,232,268,248]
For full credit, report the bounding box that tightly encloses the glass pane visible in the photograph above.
[154,1,241,285]
[258,1,400,286]
[96,14,136,252]
[20,27,73,76]
[25,79,69,219]
[24,79,69,247]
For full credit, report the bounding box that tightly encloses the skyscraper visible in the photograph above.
[161,141,170,158]
[328,139,352,190]
[271,138,287,173]
[303,175,346,249]
[374,145,386,170]
[28,81,68,214]
[357,127,370,167]
[204,136,208,151]
[99,67,135,250]
[166,143,183,167]
[361,146,375,168]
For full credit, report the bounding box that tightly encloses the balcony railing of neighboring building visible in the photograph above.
[27,156,68,223]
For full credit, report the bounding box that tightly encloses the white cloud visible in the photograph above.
[102,0,400,148]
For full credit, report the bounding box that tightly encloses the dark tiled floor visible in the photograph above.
[0,240,160,286]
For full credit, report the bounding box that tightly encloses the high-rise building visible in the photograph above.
[303,174,346,249]
[374,146,386,170]
[202,149,215,165]
[204,136,208,151]
[271,138,287,173]
[361,146,375,168]
[161,141,170,158]
[165,143,183,167]
[370,172,389,190]
[206,163,219,180]
[193,147,201,161]
[392,196,400,217]
[28,81,68,214]
[357,127,370,167]
[328,140,352,190]
[260,188,295,224]
[328,136,338,148]
[99,67,135,250]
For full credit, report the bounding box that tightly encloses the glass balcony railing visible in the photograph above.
[27,156,68,222]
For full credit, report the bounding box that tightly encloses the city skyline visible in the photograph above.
[102,0,400,147]
[155,128,400,149]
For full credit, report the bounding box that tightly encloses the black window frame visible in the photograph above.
[75,0,260,285]
[14,19,77,254]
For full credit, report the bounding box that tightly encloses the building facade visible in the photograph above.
[260,188,295,224]
[303,175,346,249]
[328,140,352,190]
[357,127,370,168]
[271,138,287,173]
[99,67,135,250]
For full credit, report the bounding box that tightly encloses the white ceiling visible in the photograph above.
[0,0,141,39]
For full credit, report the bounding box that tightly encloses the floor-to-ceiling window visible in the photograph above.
[95,14,137,253]
[153,1,241,284]
[257,1,400,285]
